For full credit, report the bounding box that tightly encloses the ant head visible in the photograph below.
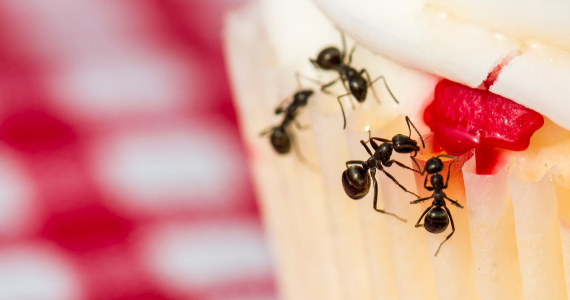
[313,47,342,70]
[348,75,368,102]
[392,134,417,148]
[425,157,444,174]
[293,90,314,105]
[424,207,449,233]
[270,127,291,154]
[341,165,370,199]
[374,143,393,161]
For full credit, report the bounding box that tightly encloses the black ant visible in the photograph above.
[260,74,315,166]
[309,31,400,129]
[410,155,464,256]
[367,116,425,158]
[342,116,426,220]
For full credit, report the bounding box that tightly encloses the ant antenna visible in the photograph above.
[295,72,324,87]
[405,116,425,148]
[295,72,303,89]
[410,156,424,175]
[436,154,458,160]
[340,29,347,61]
[370,75,400,104]
[289,129,319,172]
[259,126,275,137]
[348,44,357,65]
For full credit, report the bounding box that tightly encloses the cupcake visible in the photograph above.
[224,0,570,299]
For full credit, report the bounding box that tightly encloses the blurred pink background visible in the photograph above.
[0,1,276,300]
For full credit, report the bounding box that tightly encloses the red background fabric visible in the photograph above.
[0,1,275,299]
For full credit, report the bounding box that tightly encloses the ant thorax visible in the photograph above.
[433,191,447,205]
[281,113,295,126]
[374,143,392,162]
[284,105,297,116]
[366,156,378,169]
[339,65,357,79]
[430,173,444,188]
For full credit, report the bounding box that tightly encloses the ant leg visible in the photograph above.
[321,78,340,95]
[445,197,464,209]
[435,206,456,256]
[296,72,326,87]
[368,137,391,151]
[415,205,434,227]
[370,74,400,104]
[360,140,373,156]
[411,196,434,205]
[370,169,406,222]
[410,157,425,175]
[362,131,380,151]
[259,126,275,137]
[424,175,434,191]
[338,79,356,110]
[405,116,425,148]
[370,137,391,143]
[384,159,421,173]
[340,29,347,61]
[346,160,366,168]
[337,94,350,129]
[289,129,318,171]
[443,160,456,189]
[274,95,292,115]
[361,69,382,104]
[369,139,380,151]
[365,132,380,151]
[294,120,311,130]
[310,59,322,70]
[363,130,371,143]
[382,169,420,198]
[348,43,358,65]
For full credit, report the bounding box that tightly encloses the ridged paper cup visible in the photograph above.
[224,1,570,299]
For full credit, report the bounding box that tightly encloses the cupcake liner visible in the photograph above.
[224,2,570,299]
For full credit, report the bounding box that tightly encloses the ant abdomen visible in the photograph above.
[424,207,449,234]
[341,165,370,199]
[315,47,342,70]
[270,128,291,154]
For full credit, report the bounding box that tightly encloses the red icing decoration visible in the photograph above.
[424,79,544,174]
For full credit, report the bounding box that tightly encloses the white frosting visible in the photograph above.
[313,0,521,87]
[491,45,570,132]
[260,0,441,132]
[308,0,570,131]
[426,0,570,52]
